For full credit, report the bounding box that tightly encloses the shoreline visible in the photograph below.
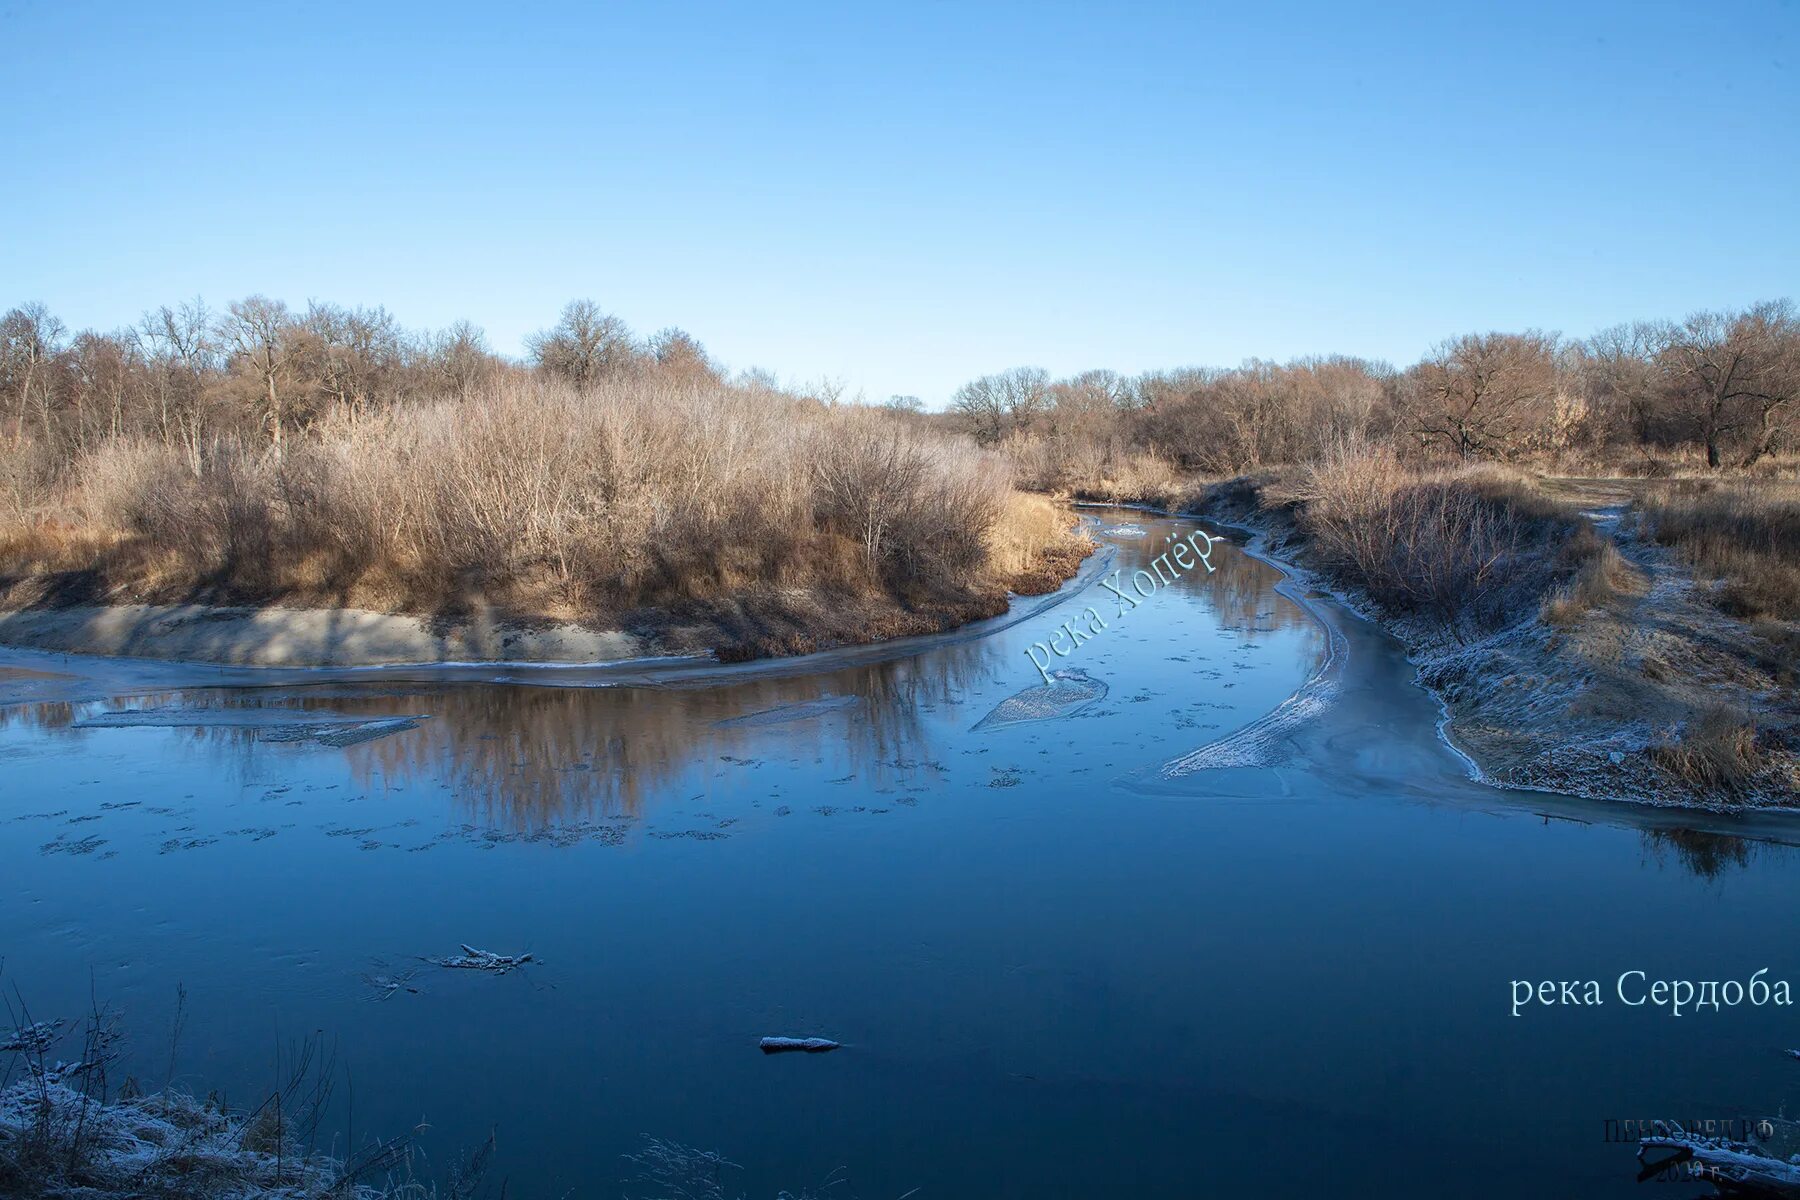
[1075,496,1798,813]
[1078,499,1488,783]
[0,544,1118,694]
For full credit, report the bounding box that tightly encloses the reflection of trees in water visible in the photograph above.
[3,639,993,831]
[1,691,342,789]
[341,640,995,829]
[1641,827,1760,878]
[1108,524,1309,636]
[242,636,992,830]
[0,700,79,731]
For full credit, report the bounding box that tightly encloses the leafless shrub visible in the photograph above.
[1291,441,1593,634]
[0,439,57,529]
[0,989,433,1200]
[15,377,1071,628]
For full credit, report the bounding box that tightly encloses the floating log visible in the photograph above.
[759,1037,841,1054]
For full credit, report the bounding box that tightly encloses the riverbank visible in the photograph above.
[0,520,1096,670]
[0,377,1098,668]
[1177,470,1800,811]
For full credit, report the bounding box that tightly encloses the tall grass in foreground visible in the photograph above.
[0,379,1078,624]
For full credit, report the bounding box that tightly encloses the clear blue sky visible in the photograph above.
[3,0,1795,404]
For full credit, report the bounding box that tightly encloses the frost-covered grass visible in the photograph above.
[0,996,446,1200]
[0,1075,409,1199]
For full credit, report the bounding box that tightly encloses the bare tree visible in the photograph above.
[528,299,638,385]
[647,327,719,385]
[297,302,404,414]
[220,296,297,451]
[1,302,67,443]
[1659,301,1799,467]
[427,319,496,399]
[1581,321,1667,450]
[1408,332,1558,461]
[951,367,1050,445]
[812,419,930,570]
[65,331,139,452]
[136,299,218,468]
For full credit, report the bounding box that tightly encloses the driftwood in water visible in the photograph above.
[759,1037,841,1054]
[428,944,535,974]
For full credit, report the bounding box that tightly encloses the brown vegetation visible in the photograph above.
[1647,705,1768,797]
[1641,479,1800,621]
[1211,445,1606,637]
[0,296,1089,659]
[0,379,1083,652]
[955,300,1798,486]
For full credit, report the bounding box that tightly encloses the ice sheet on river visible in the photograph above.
[973,669,1108,730]
[72,706,426,747]
[713,694,859,727]
[1152,578,1346,774]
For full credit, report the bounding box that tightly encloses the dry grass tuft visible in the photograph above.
[1643,480,1800,620]
[1648,706,1767,796]
[999,432,1193,510]
[986,493,1095,594]
[1542,539,1648,626]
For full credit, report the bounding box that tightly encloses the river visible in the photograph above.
[2,513,1795,1198]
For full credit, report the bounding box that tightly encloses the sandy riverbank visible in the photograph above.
[0,537,1113,676]
[0,603,651,667]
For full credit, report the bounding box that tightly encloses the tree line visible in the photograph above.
[0,297,728,472]
[949,300,1800,475]
[6,294,1794,496]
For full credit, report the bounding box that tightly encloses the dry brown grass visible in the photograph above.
[1541,538,1648,626]
[987,493,1095,594]
[0,380,1082,643]
[1286,443,1597,634]
[998,431,1194,510]
[1648,705,1767,796]
[1642,479,1800,620]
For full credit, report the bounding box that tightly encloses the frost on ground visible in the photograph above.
[1,1007,432,1200]
[973,668,1108,730]
[1407,496,1800,809]
[0,984,508,1200]
[1635,1046,1800,1197]
[1638,1132,1800,1196]
[0,1078,411,1199]
[1199,479,1800,810]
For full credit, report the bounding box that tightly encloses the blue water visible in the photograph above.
[2,515,1796,1197]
